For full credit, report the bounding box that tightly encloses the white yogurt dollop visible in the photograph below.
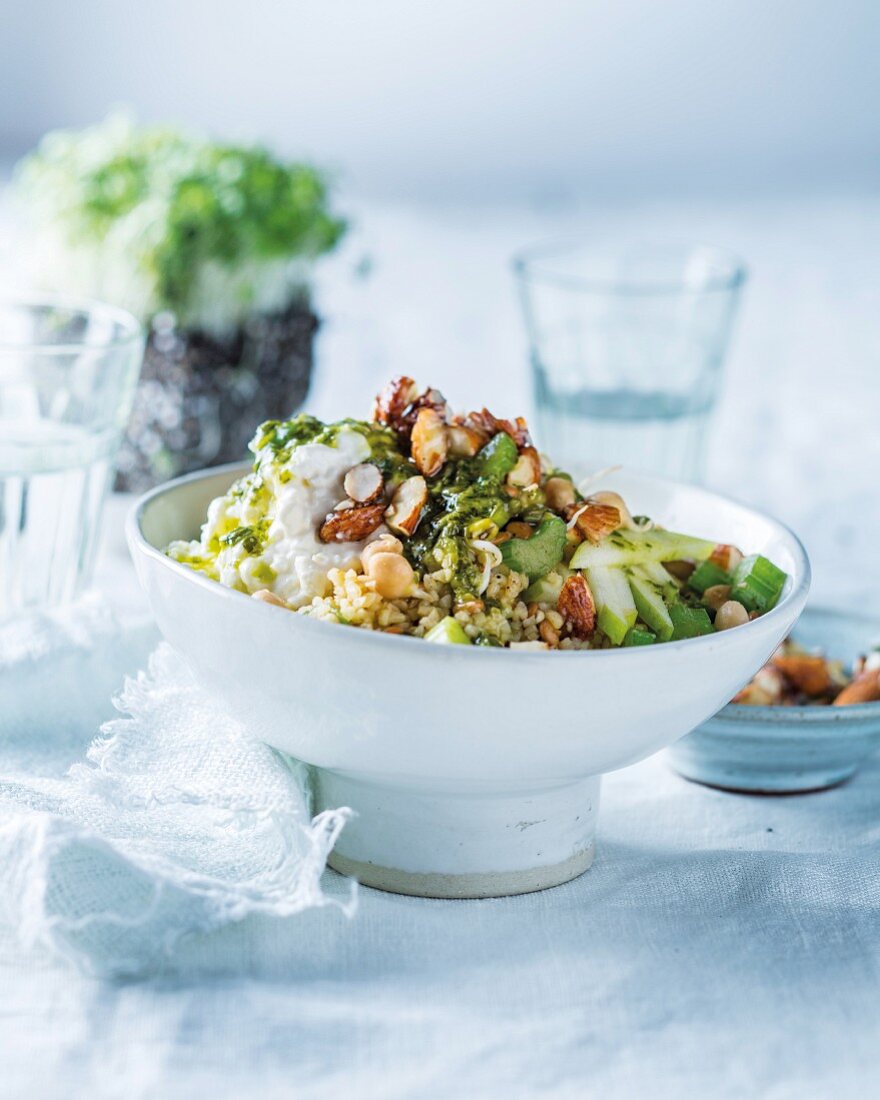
[262,430,374,606]
[170,427,389,607]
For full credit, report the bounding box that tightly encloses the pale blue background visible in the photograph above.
[2,0,879,201]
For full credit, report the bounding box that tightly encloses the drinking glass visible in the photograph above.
[513,242,747,481]
[0,297,143,613]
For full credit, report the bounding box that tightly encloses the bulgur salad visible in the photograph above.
[167,377,789,650]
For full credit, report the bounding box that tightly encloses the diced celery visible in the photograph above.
[584,565,637,646]
[624,626,657,646]
[424,617,472,645]
[627,568,675,641]
[688,559,732,594]
[523,566,570,605]
[730,554,787,612]
[570,528,716,570]
[669,603,714,640]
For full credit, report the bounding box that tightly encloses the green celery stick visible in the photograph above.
[584,565,637,646]
[570,528,716,570]
[627,568,675,641]
[624,626,657,646]
[730,554,787,612]
[669,603,714,640]
[688,559,732,594]
[637,559,681,598]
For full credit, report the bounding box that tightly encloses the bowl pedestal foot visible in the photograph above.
[314,770,600,899]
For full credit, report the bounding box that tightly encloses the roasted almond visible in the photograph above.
[833,668,880,706]
[460,409,532,448]
[589,490,634,529]
[372,375,419,429]
[343,462,384,503]
[507,446,541,489]
[411,407,449,477]
[319,502,385,543]
[710,543,744,572]
[448,424,486,457]
[385,475,428,536]
[568,502,622,544]
[772,654,833,696]
[557,574,597,638]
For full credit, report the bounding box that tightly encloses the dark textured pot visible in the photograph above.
[114,303,318,493]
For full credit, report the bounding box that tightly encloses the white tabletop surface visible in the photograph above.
[3,196,880,1098]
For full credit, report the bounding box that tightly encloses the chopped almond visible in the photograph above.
[507,446,541,489]
[385,476,428,536]
[319,502,386,543]
[772,654,833,696]
[372,375,419,431]
[710,543,744,572]
[411,407,449,476]
[343,462,384,503]
[589,490,634,529]
[833,668,880,706]
[568,502,622,544]
[448,424,486,457]
[460,408,532,448]
[558,574,597,638]
[505,521,534,540]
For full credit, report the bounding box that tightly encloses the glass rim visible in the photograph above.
[0,293,143,354]
[511,239,748,297]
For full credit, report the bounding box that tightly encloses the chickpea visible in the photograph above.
[545,476,577,512]
[361,535,403,571]
[703,584,732,611]
[367,552,414,598]
[715,600,749,631]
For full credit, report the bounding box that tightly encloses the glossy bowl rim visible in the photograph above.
[127,461,811,663]
[712,605,880,726]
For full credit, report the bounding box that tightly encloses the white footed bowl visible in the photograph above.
[128,464,810,898]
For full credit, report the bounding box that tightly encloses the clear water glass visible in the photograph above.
[513,243,747,481]
[0,298,143,613]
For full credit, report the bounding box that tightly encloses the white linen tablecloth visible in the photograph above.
[3,505,879,1100]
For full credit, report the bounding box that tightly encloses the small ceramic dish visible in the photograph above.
[128,464,809,898]
[667,607,880,793]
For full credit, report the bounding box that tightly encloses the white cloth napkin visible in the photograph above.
[0,597,354,978]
